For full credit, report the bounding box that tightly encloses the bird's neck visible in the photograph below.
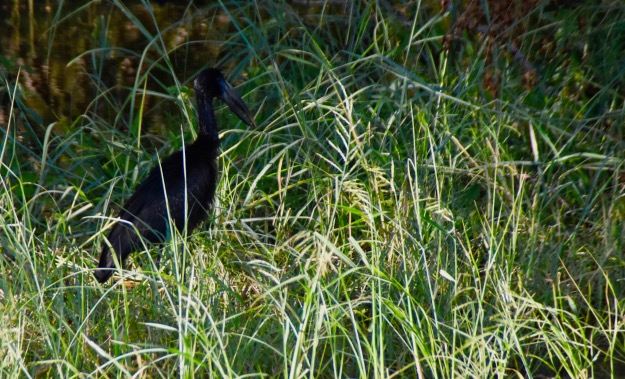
[197,96,219,144]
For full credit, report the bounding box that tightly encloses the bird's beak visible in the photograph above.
[219,79,256,128]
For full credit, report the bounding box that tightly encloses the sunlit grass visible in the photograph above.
[1,0,625,378]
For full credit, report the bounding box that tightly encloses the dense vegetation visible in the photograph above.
[1,1,624,377]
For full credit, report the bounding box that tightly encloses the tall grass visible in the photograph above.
[1,0,624,378]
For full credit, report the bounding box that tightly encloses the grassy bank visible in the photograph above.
[1,1,624,377]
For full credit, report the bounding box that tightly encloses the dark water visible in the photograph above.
[0,1,242,133]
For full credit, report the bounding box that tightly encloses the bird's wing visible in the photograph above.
[96,151,186,282]
[118,150,191,234]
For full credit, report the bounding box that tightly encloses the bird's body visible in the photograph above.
[95,68,255,283]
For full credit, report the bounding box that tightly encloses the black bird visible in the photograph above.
[94,68,255,283]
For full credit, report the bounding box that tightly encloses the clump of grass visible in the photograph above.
[1,0,625,378]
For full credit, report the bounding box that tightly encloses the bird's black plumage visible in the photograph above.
[94,68,255,283]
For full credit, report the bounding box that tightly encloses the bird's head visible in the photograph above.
[194,68,256,128]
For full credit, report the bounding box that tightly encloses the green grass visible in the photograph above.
[1,0,625,378]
